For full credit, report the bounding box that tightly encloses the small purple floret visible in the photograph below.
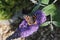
[17,10,46,38]
[34,10,46,25]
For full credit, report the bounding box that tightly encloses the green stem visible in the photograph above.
[52,0,57,4]
[50,14,53,31]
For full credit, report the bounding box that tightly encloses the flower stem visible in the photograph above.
[50,14,53,31]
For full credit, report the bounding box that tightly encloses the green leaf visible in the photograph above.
[0,10,12,20]
[40,0,49,4]
[40,21,50,27]
[53,21,60,27]
[42,4,60,27]
[42,4,56,16]
[31,4,40,14]
[52,5,60,27]
[53,6,60,22]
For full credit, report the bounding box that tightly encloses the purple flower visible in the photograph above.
[6,10,46,40]
[19,20,39,37]
[34,10,46,25]
[18,10,46,38]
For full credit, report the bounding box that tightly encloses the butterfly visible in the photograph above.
[23,15,37,25]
